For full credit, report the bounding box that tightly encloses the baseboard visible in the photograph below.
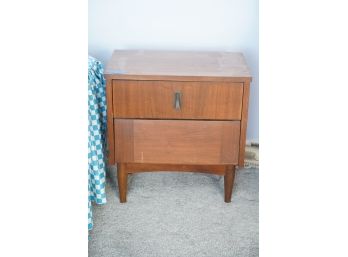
[246,139,259,146]
[244,143,259,169]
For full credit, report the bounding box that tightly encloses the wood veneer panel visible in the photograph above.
[113,80,243,120]
[106,78,115,165]
[125,163,226,176]
[114,119,240,165]
[238,82,250,167]
[105,50,251,82]
[114,119,134,163]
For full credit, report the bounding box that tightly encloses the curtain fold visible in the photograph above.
[88,56,107,230]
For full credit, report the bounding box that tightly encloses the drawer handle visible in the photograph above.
[174,91,182,110]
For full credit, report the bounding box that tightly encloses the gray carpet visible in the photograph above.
[89,167,259,257]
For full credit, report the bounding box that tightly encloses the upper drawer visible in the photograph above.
[112,80,244,120]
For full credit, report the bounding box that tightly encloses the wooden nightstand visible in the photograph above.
[105,50,251,203]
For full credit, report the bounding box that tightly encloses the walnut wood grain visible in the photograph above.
[125,163,226,175]
[116,163,234,203]
[112,80,243,120]
[106,77,115,165]
[114,119,240,165]
[224,165,236,203]
[105,50,252,203]
[114,119,134,163]
[105,50,251,83]
[117,163,128,203]
[238,81,250,167]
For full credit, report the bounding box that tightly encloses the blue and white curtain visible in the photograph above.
[88,56,107,230]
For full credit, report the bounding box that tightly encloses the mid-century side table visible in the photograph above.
[104,50,251,203]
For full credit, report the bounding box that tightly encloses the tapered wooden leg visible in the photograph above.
[224,165,236,203]
[117,163,128,203]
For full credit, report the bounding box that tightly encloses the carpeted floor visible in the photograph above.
[89,167,259,257]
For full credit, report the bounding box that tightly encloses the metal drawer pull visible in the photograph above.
[174,91,182,110]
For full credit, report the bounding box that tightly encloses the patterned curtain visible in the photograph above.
[88,56,107,230]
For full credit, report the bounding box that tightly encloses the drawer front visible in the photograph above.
[114,119,240,164]
[112,80,243,120]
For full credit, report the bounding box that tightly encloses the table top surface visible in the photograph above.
[105,50,251,80]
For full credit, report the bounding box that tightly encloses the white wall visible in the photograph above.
[89,0,258,142]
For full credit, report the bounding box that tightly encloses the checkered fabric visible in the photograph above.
[88,56,107,230]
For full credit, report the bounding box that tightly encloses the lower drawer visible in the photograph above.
[114,119,240,164]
